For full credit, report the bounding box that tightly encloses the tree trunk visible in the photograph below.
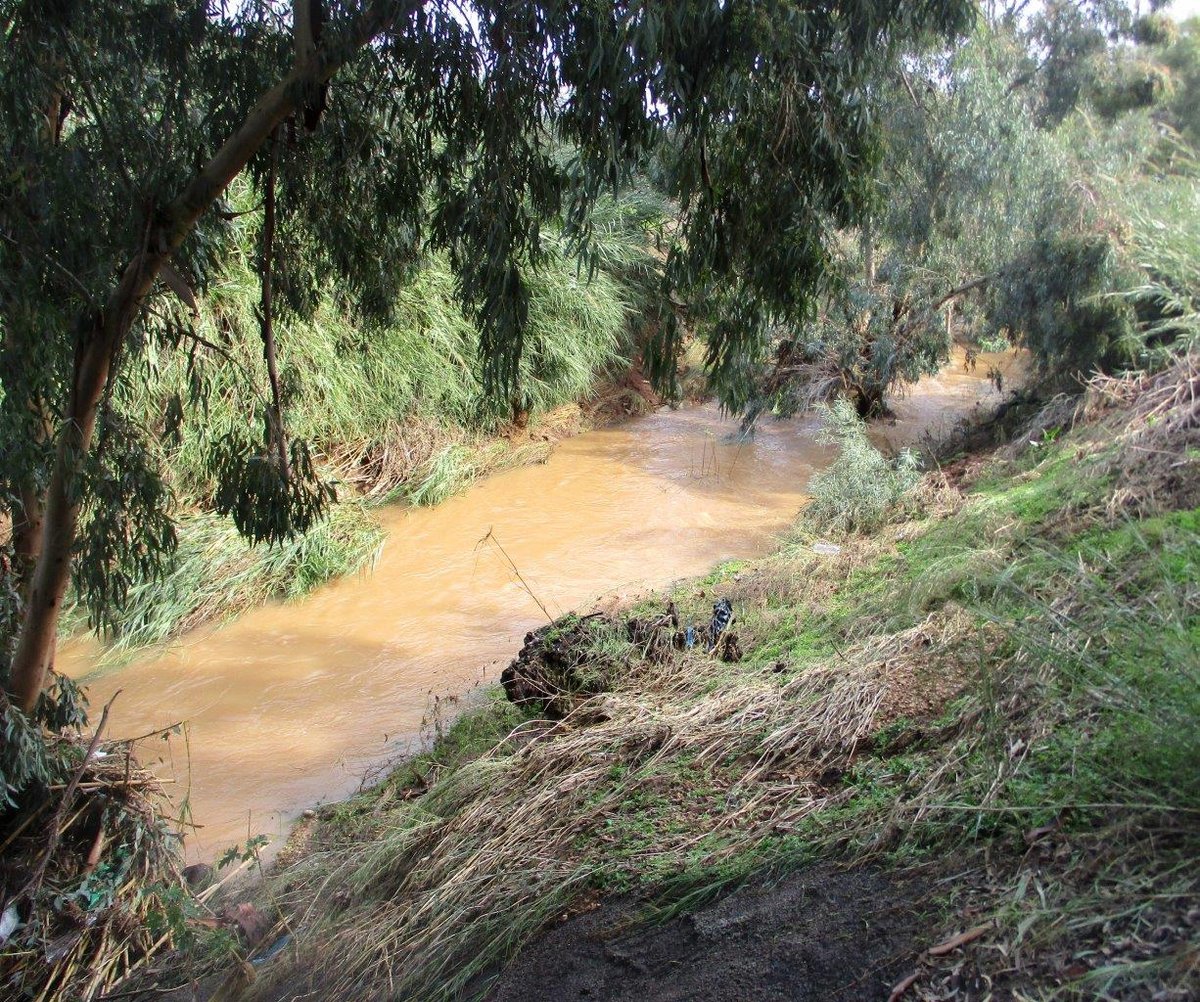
[6,1,418,711]
[4,49,66,607]
[12,468,45,601]
[861,216,876,286]
[259,128,290,481]
[7,392,56,605]
[9,318,121,711]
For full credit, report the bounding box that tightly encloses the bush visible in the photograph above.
[989,232,1138,377]
[804,399,920,534]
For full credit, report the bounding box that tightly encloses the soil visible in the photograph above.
[487,864,931,1002]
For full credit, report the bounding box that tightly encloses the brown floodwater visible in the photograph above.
[61,349,1021,860]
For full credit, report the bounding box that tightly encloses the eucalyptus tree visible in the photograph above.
[0,0,973,717]
[762,1,1195,417]
[752,24,1072,416]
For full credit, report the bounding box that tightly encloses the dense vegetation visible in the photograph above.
[52,182,666,655]
[1,1,1198,999]
[754,3,1200,418]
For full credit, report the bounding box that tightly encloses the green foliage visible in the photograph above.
[990,232,1138,375]
[0,673,86,807]
[1118,174,1200,359]
[1090,57,1174,119]
[1,0,979,716]
[761,4,1200,409]
[404,444,475,508]
[1021,0,1138,126]
[63,502,384,657]
[804,399,920,533]
[792,269,952,417]
[121,184,647,505]
[1160,18,1200,145]
[216,834,271,870]
[879,31,1072,277]
[1132,12,1178,48]
[208,426,337,544]
[630,1,977,407]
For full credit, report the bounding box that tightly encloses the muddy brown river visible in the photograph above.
[62,351,1019,860]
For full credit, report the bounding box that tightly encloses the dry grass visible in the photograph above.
[247,556,984,1000]
[1085,352,1200,516]
[114,351,1198,1002]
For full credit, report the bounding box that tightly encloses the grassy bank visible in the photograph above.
[197,354,1199,1001]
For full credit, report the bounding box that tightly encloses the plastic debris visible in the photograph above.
[251,932,293,967]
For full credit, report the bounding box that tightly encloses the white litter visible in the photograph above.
[0,903,20,946]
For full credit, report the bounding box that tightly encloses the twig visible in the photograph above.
[259,125,290,481]
[928,923,991,956]
[925,801,1200,815]
[46,777,174,791]
[0,797,50,855]
[113,720,185,745]
[888,971,919,1001]
[475,528,554,623]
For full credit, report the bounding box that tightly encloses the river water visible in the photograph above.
[62,351,1019,859]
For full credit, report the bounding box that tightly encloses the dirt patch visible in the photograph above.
[501,613,621,718]
[488,864,931,1002]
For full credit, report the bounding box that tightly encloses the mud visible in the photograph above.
[500,603,742,718]
[488,864,931,1002]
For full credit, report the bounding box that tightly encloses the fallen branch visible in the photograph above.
[928,923,991,957]
[888,971,919,1001]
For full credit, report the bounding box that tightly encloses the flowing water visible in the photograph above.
[62,350,1021,860]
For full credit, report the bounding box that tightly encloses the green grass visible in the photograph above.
[157,361,1198,1002]
[135,246,632,504]
[65,501,385,660]
[68,185,667,656]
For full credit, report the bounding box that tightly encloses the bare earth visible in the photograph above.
[487,865,930,1002]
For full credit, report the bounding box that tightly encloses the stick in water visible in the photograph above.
[475,528,554,623]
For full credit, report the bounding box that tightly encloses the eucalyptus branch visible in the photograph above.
[258,126,290,482]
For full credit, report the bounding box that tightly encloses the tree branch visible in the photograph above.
[7,0,421,711]
[930,272,995,311]
[259,127,289,482]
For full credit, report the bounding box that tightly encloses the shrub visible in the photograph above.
[989,232,1138,378]
[804,399,920,534]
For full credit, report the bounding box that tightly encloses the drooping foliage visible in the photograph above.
[752,1,1200,418]
[1,2,975,714]
[989,232,1138,375]
[804,398,920,533]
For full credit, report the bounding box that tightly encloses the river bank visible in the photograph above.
[61,351,1018,862]
[176,353,1196,1001]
